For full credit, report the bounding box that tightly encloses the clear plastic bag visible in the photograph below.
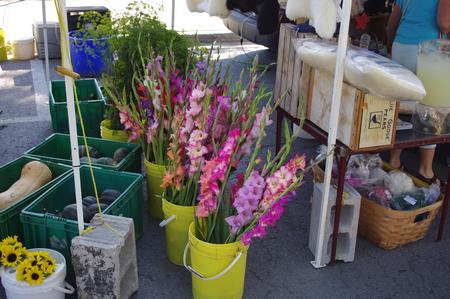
[346,47,426,101]
[295,38,427,101]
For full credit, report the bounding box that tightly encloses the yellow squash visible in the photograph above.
[0,161,52,210]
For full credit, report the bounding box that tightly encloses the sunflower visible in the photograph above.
[37,251,50,258]
[26,252,42,265]
[25,267,44,285]
[2,236,18,246]
[40,257,57,275]
[16,261,31,281]
[0,241,3,261]
[2,245,22,267]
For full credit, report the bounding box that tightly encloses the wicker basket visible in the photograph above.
[312,163,443,249]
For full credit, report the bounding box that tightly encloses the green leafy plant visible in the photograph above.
[72,10,113,59]
[100,0,194,131]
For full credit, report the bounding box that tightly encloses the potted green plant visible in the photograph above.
[69,10,112,78]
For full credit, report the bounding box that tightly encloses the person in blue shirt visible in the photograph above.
[386,0,449,183]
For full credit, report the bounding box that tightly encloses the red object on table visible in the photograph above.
[356,13,370,30]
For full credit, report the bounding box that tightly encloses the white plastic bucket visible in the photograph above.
[11,37,35,60]
[0,248,74,299]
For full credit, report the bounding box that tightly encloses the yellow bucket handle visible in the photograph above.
[183,242,243,281]
[159,215,176,227]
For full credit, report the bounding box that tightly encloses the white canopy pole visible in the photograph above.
[171,0,175,29]
[57,0,85,235]
[41,0,50,82]
[311,0,353,268]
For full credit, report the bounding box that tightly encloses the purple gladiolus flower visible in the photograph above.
[226,171,265,235]
[239,192,295,246]
[196,61,206,73]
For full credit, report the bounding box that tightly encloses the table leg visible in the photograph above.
[276,108,282,153]
[331,155,348,263]
[437,166,450,241]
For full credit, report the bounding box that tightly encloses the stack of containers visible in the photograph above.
[49,79,105,137]
[10,79,145,286]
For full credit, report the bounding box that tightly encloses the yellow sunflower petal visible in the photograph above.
[2,236,18,246]
[25,268,44,285]
[16,261,31,281]
[2,246,22,267]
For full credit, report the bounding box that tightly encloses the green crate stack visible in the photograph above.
[20,166,144,284]
[49,79,105,137]
[25,133,142,173]
[0,156,71,241]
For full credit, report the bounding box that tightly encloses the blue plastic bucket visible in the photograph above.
[68,31,110,78]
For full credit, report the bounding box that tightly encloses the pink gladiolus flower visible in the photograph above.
[196,129,241,218]
[226,171,265,235]
[190,84,206,100]
[119,108,133,130]
[218,96,231,111]
[259,155,305,211]
[240,108,273,155]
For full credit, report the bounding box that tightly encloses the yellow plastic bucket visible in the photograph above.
[144,159,166,219]
[160,199,196,265]
[100,119,130,142]
[184,223,249,299]
[0,28,7,61]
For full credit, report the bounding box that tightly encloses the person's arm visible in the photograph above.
[386,4,402,52]
[438,0,450,34]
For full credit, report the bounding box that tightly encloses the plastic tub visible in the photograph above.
[0,248,74,299]
[49,79,105,137]
[25,133,142,173]
[185,223,249,299]
[11,37,35,60]
[69,31,110,78]
[20,166,144,284]
[161,199,195,265]
[0,156,71,241]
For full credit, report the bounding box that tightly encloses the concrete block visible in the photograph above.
[71,214,138,299]
[309,182,361,264]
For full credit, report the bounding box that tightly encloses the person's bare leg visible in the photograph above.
[390,149,403,168]
[418,147,436,179]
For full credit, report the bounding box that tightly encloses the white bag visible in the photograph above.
[346,47,426,101]
[295,38,427,101]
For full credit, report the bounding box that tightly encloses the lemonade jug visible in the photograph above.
[417,39,450,108]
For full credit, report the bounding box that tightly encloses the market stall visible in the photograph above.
[275,0,449,266]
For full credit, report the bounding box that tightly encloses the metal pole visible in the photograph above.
[171,0,175,29]
[42,0,50,82]
[57,0,84,235]
[311,0,353,268]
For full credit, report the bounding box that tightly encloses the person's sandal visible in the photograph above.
[415,172,440,186]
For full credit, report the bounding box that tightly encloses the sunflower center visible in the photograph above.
[31,273,39,280]
[7,253,17,263]
[31,260,37,266]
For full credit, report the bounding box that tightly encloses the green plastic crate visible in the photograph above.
[0,156,71,241]
[25,133,142,173]
[20,166,144,284]
[49,79,105,137]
